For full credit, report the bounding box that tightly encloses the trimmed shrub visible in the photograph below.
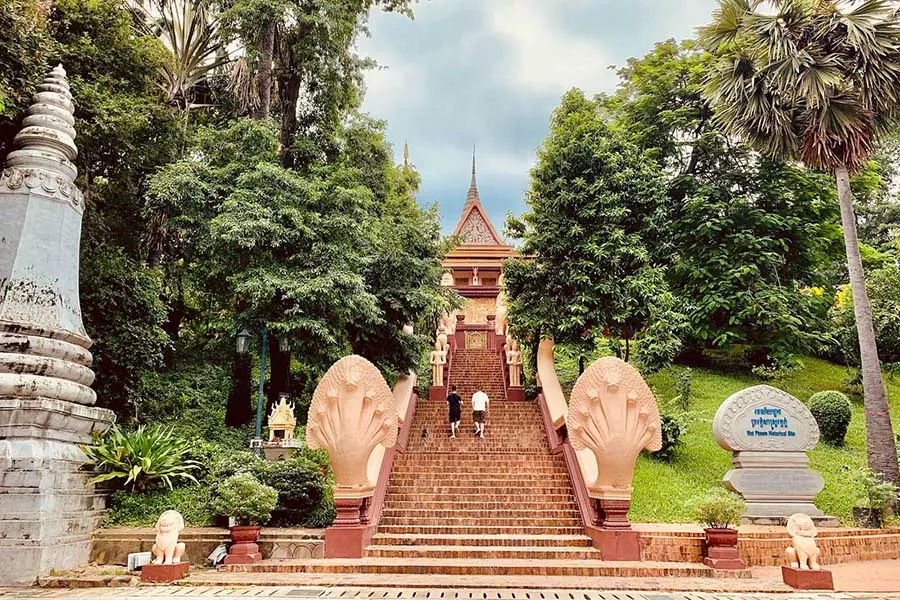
[208,449,263,483]
[212,473,278,525]
[689,488,746,529]
[254,457,327,526]
[808,391,852,445]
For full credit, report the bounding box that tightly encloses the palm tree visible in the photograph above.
[130,0,231,111]
[699,0,900,483]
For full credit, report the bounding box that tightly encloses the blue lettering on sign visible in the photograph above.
[746,406,797,438]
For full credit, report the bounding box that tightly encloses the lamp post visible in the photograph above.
[253,327,268,453]
[236,328,251,354]
[225,328,253,427]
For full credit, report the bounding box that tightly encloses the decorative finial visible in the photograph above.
[403,141,409,167]
[466,144,479,206]
[5,63,78,180]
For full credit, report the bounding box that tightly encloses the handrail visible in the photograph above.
[536,338,567,428]
[498,346,509,400]
[536,390,561,452]
[444,340,454,392]
[536,389,597,528]
[364,375,418,529]
[560,433,599,527]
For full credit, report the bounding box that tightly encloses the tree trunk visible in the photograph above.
[225,352,253,427]
[278,74,301,169]
[253,21,276,121]
[266,334,292,410]
[835,165,900,484]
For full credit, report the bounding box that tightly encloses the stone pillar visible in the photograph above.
[0,65,115,585]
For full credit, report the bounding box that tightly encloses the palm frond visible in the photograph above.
[700,0,900,171]
[698,0,758,50]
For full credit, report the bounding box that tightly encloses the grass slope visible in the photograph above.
[627,357,900,524]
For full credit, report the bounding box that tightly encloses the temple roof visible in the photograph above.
[451,151,508,247]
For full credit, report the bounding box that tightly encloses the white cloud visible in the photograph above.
[481,152,535,179]
[484,0,619,94]
[362,58,422,117]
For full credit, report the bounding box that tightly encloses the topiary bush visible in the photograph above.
[808,390,852,445]
[208,449,263,483]
[253,457,326,526]
[212,473,278,526]
[689,488,746,529]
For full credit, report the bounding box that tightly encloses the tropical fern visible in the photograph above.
[81,425,201,493]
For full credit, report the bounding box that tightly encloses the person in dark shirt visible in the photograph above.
[446,384,462,438]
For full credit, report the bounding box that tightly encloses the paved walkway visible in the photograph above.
[2,588,900,600]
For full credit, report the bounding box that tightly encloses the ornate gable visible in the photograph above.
[451,152,506,246]
[458,206,502,245]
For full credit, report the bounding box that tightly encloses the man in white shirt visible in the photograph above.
[471,388,489,439]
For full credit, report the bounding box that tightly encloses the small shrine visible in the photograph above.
[267,394,297,443]
[261,394,301,460]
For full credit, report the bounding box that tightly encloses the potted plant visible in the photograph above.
[853,469,899,529]
[212,473,278,564]
[690,488,747,569]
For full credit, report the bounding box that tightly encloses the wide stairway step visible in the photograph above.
[366,544,600,560]
[365,347,586,573]
[376,525,586,535]
[219,558,753,578]
[370,533,593,548]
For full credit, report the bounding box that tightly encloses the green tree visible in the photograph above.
[222,0,413,169]
[832,263,900,367]
[336,117,459,374]
[609,39,842,365]
[505,89,681,369]
[700,0,900,482]
[34,0,185,418]
[669,159,838,362]
[147,117,452,406]
[0,0,50,160]
[129,0,231,111]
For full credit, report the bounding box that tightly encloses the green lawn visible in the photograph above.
[625,357,900,524]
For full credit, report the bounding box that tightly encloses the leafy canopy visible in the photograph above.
[608,38,842,363]
[505,89,682,370]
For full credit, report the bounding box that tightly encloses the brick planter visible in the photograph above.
[702,528,746,569]
[223,526,262,565]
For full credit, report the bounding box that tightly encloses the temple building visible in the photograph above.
[441,154,517,335]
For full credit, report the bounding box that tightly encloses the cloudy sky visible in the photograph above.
[357,0,719,235]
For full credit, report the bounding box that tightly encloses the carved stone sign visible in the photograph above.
[713,385,819,452]
[712,385,836,526]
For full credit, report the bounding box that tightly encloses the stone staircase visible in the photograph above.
[219,348,739,578]
[364,348,600,572]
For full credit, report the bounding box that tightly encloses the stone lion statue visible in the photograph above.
[151,510,186,565]
[785,513,821,570]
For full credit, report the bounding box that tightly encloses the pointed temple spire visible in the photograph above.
[466,145,479,206]
[403,141,409,167]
